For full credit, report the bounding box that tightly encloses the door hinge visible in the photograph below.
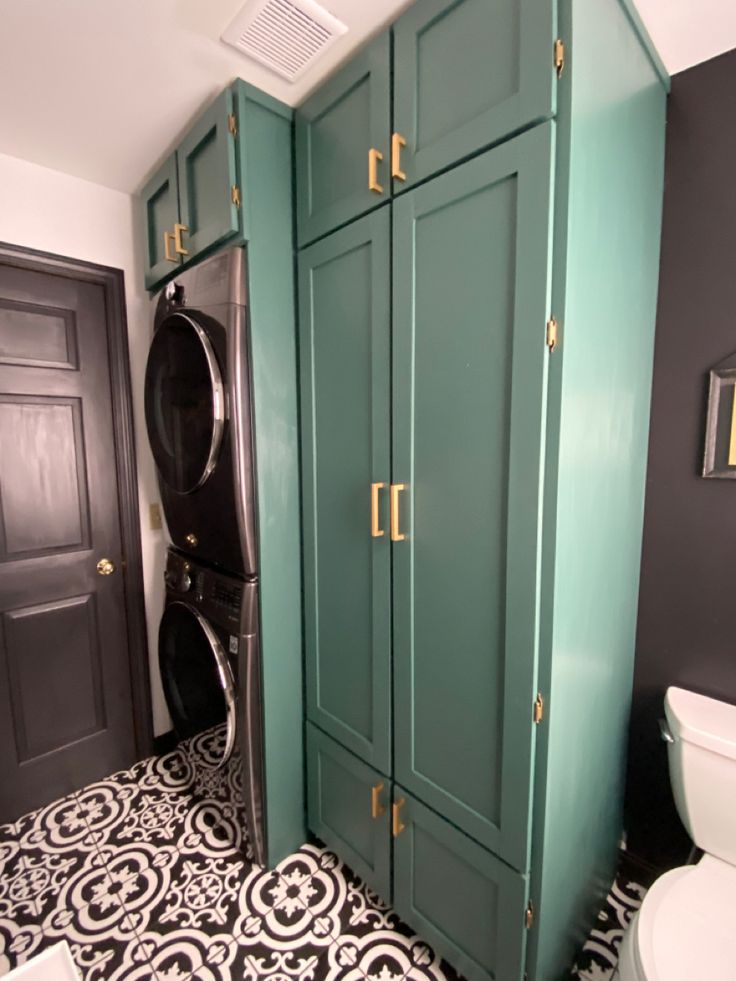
[231,184,241,207]
[533,693,544,724]
[546,317,559,352]
[554,39,565,77]
[227,113,237,136]
[525,900,535,930]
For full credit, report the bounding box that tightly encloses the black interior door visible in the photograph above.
[0,257,139,822]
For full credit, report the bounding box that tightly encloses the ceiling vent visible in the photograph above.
[222,0,348,82]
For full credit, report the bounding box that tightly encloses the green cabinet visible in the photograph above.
[295,33,390,246]
[307,723,391,900]
[141,90,241,290]
[392,789,528,981]
[299,209,392,774]
[393,0,555,189]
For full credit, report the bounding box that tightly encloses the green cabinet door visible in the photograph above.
[141,153,181,290]
[392,789,528,981]
[177,89,240,262]
[307,723,391,902]
[392,124,555,872]
[299,209,392,774]
[392,0,555,190]
[295,33,390,246]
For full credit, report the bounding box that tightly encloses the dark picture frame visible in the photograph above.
[703,352,736,479]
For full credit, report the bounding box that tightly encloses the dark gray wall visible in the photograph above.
[625,47,736,870]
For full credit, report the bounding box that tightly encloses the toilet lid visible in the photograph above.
[635,856,736,981]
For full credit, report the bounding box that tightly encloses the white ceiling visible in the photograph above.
[0,0,735,196]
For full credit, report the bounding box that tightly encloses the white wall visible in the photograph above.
[0,151,170,737]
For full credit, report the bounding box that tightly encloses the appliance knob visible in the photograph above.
[180,574,192,593]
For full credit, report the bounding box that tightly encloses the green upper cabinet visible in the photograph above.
[140,90,242,292]
[177,89,240,262]
[392,0,556,190]
[392,123,555,873]
[141,153,181,290]
[295,32,390,247]
[299,208,392,775]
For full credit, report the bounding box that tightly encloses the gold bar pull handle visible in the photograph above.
[391,132,407,181]
[392,797,406,837]
[173,222,189,256]
[368,147,384,194]
[163,230,177,263]
[390,483,407,542]
[729,386,736,466]
[371,482,386,538]
[371,782,385,820]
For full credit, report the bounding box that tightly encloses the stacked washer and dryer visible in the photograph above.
[144,247,266,866]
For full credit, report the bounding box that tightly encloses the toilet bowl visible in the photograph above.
[617,687,736,981]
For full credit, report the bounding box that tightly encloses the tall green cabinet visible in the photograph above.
[297,1,668,979]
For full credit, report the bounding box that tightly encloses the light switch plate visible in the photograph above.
[149,503,163,531]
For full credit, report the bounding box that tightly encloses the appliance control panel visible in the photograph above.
[164,548,256,635]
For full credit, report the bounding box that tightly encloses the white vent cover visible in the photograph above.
[222,0,348,82]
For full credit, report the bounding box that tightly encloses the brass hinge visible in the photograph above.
[533,693,544,724]
[228,113,237,136]
[525,901,535,930]
[231,185,241,207]
[546,317,559,352]
[554,38,565,77]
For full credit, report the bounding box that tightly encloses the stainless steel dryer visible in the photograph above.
[144,247,256,577]
[159,547,265,865]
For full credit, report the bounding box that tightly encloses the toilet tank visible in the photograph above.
[665,687,736,865]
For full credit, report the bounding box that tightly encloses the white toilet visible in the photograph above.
[616,686,736,981]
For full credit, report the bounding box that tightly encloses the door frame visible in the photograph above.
[0,241,154,759]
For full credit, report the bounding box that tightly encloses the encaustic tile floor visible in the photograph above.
[0,733,643,981]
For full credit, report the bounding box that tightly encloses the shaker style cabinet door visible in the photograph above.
[299,209,392,775]
[176,89,240,263]
[141,154,181,290]
[392,124,555,872]
[392,790,528,981]
[295,32,390,246]
[307,724,391,902]
[392,0,556,190]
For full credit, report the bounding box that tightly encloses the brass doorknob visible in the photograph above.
[96,558,115,576]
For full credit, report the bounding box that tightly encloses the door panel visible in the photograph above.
[392,125,555,870]
[299,210,391,774]
[393,0,555,190]
[307,723,391,902]
[177,90,240,262]
[141,153,181,290]
[0,261,137,821]
[295,33,390,246]
[392,789,528,981]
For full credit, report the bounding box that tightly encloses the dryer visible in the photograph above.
[144,247,256,577]
[159,547,265,865]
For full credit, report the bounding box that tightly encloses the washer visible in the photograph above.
[159,547,265,865]
[144,247,256,577]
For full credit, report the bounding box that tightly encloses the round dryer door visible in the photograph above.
[159,601,237,769]
[144,313,225,494]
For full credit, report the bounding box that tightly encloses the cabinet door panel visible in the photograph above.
[299,210,391,774]
[141,154,180,290]
[177,90,239,261]
[393,0,555,189]
[307,723,391,901]
[295,33,390,246]
[393,789,528,981]
[392,124,554,871]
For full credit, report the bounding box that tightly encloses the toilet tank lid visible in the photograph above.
[665,687,736,760]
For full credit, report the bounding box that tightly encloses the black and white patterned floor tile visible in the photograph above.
[571,869,647,981]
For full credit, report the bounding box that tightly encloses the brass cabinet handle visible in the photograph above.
[371,482,386,538]
[371,782,385,819]
[391,132,407,181]
[163,230,177,263]
[96,558,116,576]
[173,223,189,256]
[390,483,407,542]
[392,797,406,837]
[368,148,384,194]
